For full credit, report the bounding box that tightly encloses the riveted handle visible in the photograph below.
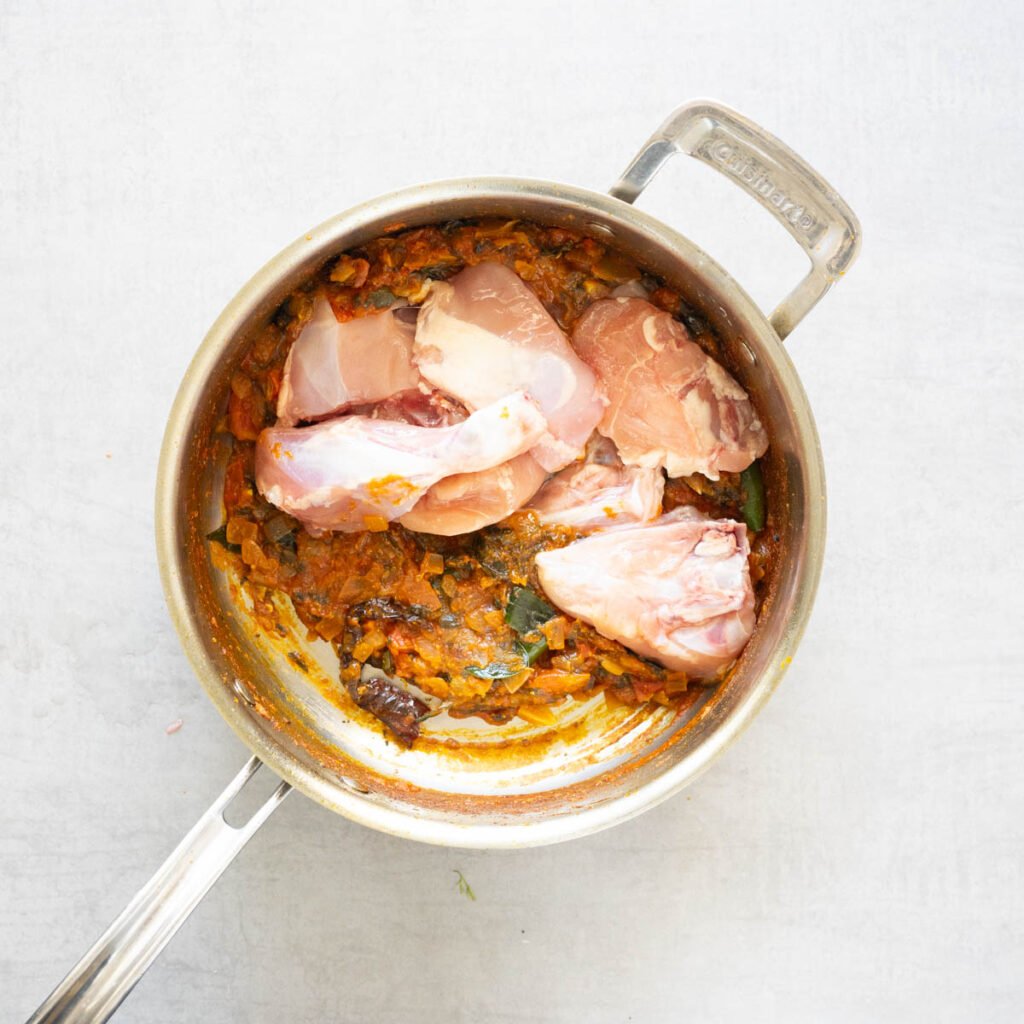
[26,757,291,1024]
[610,100,861,339]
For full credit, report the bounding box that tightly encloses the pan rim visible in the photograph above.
[155,176,826,849]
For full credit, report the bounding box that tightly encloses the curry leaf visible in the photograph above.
[740,461,766,533]
[453,869,476,901]
[516,637,548,666]
[505,587,555,634]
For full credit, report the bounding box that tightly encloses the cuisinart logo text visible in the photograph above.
[699,138,820,237]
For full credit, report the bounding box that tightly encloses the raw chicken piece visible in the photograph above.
[529,435,664,529]
[354,384,543,536]
[276,296,420,426]
[367,387,467,428]
[256,392,547,534]
[400,453,548,536]
[414,262,604,471]
[535,507,755,678]
[571,298,768,480]
[364,387,544,536]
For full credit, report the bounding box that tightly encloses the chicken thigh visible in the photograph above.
[256,392,547,534]
[535,507,755,678]
[414,262,604,471]
[276,296,420,426]
[528,435,663,529]
[399,453,548,536]
[571,297,768,480]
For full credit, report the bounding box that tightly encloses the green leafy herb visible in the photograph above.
[453,869,476,901]
[477,556,507,578]
[516,636,548,666]
[206,524,240,553]
[366,287,397,308]
[263,513,297,554]
[465,662,522,680]
[418,263,457,280]
[466,630,549,680]
[505,587,555,634]
[740,461,766,533]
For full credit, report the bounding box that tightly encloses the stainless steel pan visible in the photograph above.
[28,100,860,1023]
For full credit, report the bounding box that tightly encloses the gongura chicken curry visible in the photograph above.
[209,219,774,745]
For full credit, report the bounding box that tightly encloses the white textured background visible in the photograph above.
[3,1,1022,1021]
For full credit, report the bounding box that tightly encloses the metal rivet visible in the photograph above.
[739,340,757,365]
[232,677,256,706]
[338,775,371,795]
[586,221,616,239]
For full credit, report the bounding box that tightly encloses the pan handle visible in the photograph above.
[26,756,291,1024]
[609,100,861,340]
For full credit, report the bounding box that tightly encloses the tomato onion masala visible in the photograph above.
[209,219,775,746]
